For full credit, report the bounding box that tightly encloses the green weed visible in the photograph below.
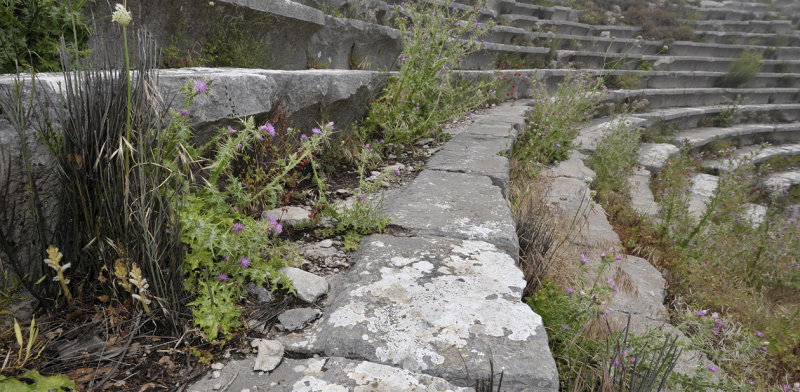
[513,70,606,170]
[362,0,498,144]
[715,51,763,88]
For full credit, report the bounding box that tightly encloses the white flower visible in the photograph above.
[584,176,593,185]
[112,4,132,27]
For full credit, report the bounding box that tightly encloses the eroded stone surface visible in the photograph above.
[638,143,679,171]
[262,206,311,227]
[607,256,667,320]
[283,235,557,391]
[629,169,659,217]
[252,339,284,372]
[383,170,519,258]
[280,267,329,303]
[187,357,472,392]
[543,150,596,181]
[426,133,512,190]
[278,308,322,331]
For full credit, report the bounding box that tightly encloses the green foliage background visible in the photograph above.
[0,0,91,73]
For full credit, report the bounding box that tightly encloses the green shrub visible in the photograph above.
[180,116,331,342]
[0,0,91,73]
[362,0,497,144]
[528,254,680,391]
[588,119,642,200]
[714,50,762,88]
[513,70,605,169]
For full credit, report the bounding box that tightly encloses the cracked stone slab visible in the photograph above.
[427,133,512,190]
[607,256,667,320]
[543,177,620,247]
[383,170,519,258]
[187,356,471,392]
[543,150,596,181]
[638,143,679,171]
[282,235,557,392]
[628,169,659,217]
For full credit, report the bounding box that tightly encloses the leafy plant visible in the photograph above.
[362,0,498,144]
[513,69,605,170]
[588,115,642,201]
[320,145,392,250]
[0,370,76,391]
[180,115,330,342]
[714,50,762,88]
[0,0,91,73]
[528,253,680,391]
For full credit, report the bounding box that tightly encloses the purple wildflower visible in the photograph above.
[239,256,251,268]
[394,169,401,176]
[300,134,307,141]
[695,310,707,317]
[232,223,244,232]
[194,80,208,94]
[706,365,718,373]
[228,125,237,134]
[755,330,764,338]
[565,288,574,294]
[358,194,366,201]
[312,127,322,134]
[580,254,588,265]
[180,109,189,117]
[267,217,283,235]
[218,273,228,281]
[260,123,276,137]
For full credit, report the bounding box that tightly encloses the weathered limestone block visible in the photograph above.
[383,170,519,258]
[187,357,472,392]
[283,235,557,391]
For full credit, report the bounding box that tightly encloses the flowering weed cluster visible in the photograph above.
[513,70,605,171]
[528,252,679,390]
[362,0,497,144]
[591,130,800,384]
[180,100,332,342]
[319,144,392,251]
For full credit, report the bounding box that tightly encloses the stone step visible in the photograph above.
[465,42,549,70]
[701,142,800,173]
[695,30,800,46]
[765,170,800,193]
[498,0,582,21]
[604,87,800,110]
[0,66,391,154]
[484,28,800,60]
[699,0,771,12]
[682,5,779,21]
[187,356,472,391]
[89,0,403,71]
[673,122,800,149]
[692,19,793,34]
[633,103,800,130]
[500,15,643,39]
[556,50,800,73]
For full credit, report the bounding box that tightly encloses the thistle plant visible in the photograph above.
[363,0,498,144]
[321,144,392,250]
[43,246,72,304]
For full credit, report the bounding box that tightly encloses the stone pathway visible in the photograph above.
[188,101,559,392]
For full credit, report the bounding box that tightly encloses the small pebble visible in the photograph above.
[212,371,221,379]
[211,362,224,370]
[213,383,221,390]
